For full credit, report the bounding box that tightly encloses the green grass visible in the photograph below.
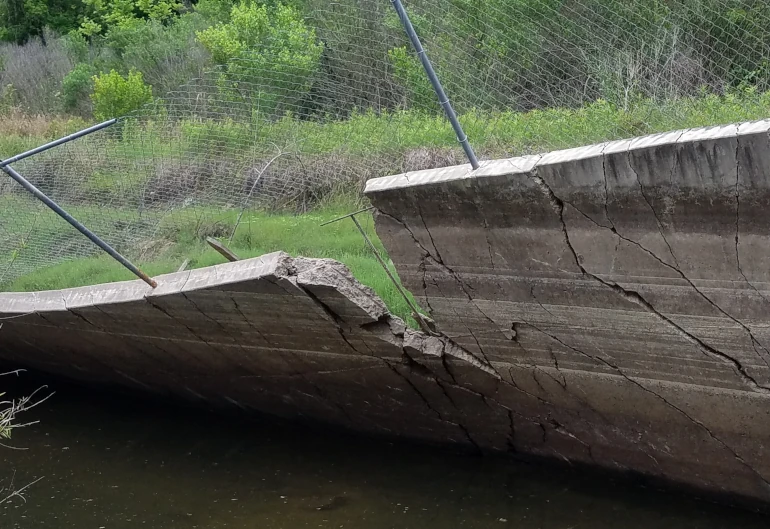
[4,88,770,325]
[111,88,770,164]
[4,87,770,165]
[3,206,424,327]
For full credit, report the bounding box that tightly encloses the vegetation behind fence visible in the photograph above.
[1,0,770,285]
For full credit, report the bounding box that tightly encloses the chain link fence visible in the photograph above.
[2,0,770,286]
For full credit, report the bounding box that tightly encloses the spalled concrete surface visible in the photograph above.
[365,120,770,504]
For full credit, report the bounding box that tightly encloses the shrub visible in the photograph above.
[91,69,153,119]
[79,0,183,37]
[387,46,435,110]
[194,0,237,25]
[61,63,95,113]
[196,2,323,117]
[61,31,89,62]
[118,16,210,95]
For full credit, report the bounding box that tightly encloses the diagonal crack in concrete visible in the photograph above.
[532,169,770,395]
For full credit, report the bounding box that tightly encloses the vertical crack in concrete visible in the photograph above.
[145,297,229,360]
[668,132,686,185]
[385,359,483,453]
[292,281,369,358]
[67,307,101,330]
[531,170,770,395]
[600,143,616,231]
[480,216,497,270]
[506,409,517,453]
[231,297,275,347]
[419,258,435,317]
[180,292,287,381]
[89,304,187,372]
[627,145,680,267]
[733,136,770,308]
[414,201,444,266]
[146,294,271,382]
[423,357,561,440]
[377,210,505,371]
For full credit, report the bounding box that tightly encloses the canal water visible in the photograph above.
[1,373,767,528]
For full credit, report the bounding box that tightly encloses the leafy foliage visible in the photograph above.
[387,46,434,110]
[90,68,153,119]
[196,1,323,116]
[0,0,84,42]
[61,61,94,111]
[78,0,183,37]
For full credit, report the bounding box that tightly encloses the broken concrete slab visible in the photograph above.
[365,119,770,504]
[0,252,508,450]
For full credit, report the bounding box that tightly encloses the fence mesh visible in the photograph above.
[2,0,770,286]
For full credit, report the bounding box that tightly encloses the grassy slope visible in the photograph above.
[4,207,424,326]
[4,89,770,164]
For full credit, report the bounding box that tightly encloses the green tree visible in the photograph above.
[196,1,323,117]
[78,0,183,37]
[0,0,85,42]
[387,46,435,110]
[61,62,95,113]
[91,68,153,119]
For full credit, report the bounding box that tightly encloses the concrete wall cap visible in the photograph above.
[365,118,770,195]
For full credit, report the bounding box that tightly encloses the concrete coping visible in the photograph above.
[0,251,292,314]
[364,119,770,194]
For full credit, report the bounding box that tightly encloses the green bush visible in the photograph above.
[387,46,435,110]
[194,0,237,24]
[62,63,96,113]
[79,0,183,37]
[61,31,89,62]
[91,69,154,119]
[107,16,209,94]
[197,1,323,117]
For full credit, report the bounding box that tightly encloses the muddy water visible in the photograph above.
[1,374,767,529]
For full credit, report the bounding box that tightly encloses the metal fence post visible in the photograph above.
[1,120,158,288]
[389,0,480,169]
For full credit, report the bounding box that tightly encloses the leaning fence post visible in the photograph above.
[389,0,480,169]
[1,120,158,288]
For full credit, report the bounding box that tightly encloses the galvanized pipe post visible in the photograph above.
[1,119,158,288]
[389,0,480,169]
[0,119,118,168]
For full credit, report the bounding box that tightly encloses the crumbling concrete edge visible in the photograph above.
[0,251,513,453]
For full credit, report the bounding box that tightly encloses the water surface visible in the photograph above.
[1,375,766,528]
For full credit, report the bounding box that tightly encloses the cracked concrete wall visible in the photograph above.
[0,252,520,452]
[365,120,770,504]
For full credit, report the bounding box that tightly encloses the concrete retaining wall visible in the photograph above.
[365,120,770,503]
[3,119,770,506]
[0,253,522,450]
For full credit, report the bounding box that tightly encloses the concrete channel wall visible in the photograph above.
[1,120,769,506]
[0,253,516,449]
[365,120,770,504]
